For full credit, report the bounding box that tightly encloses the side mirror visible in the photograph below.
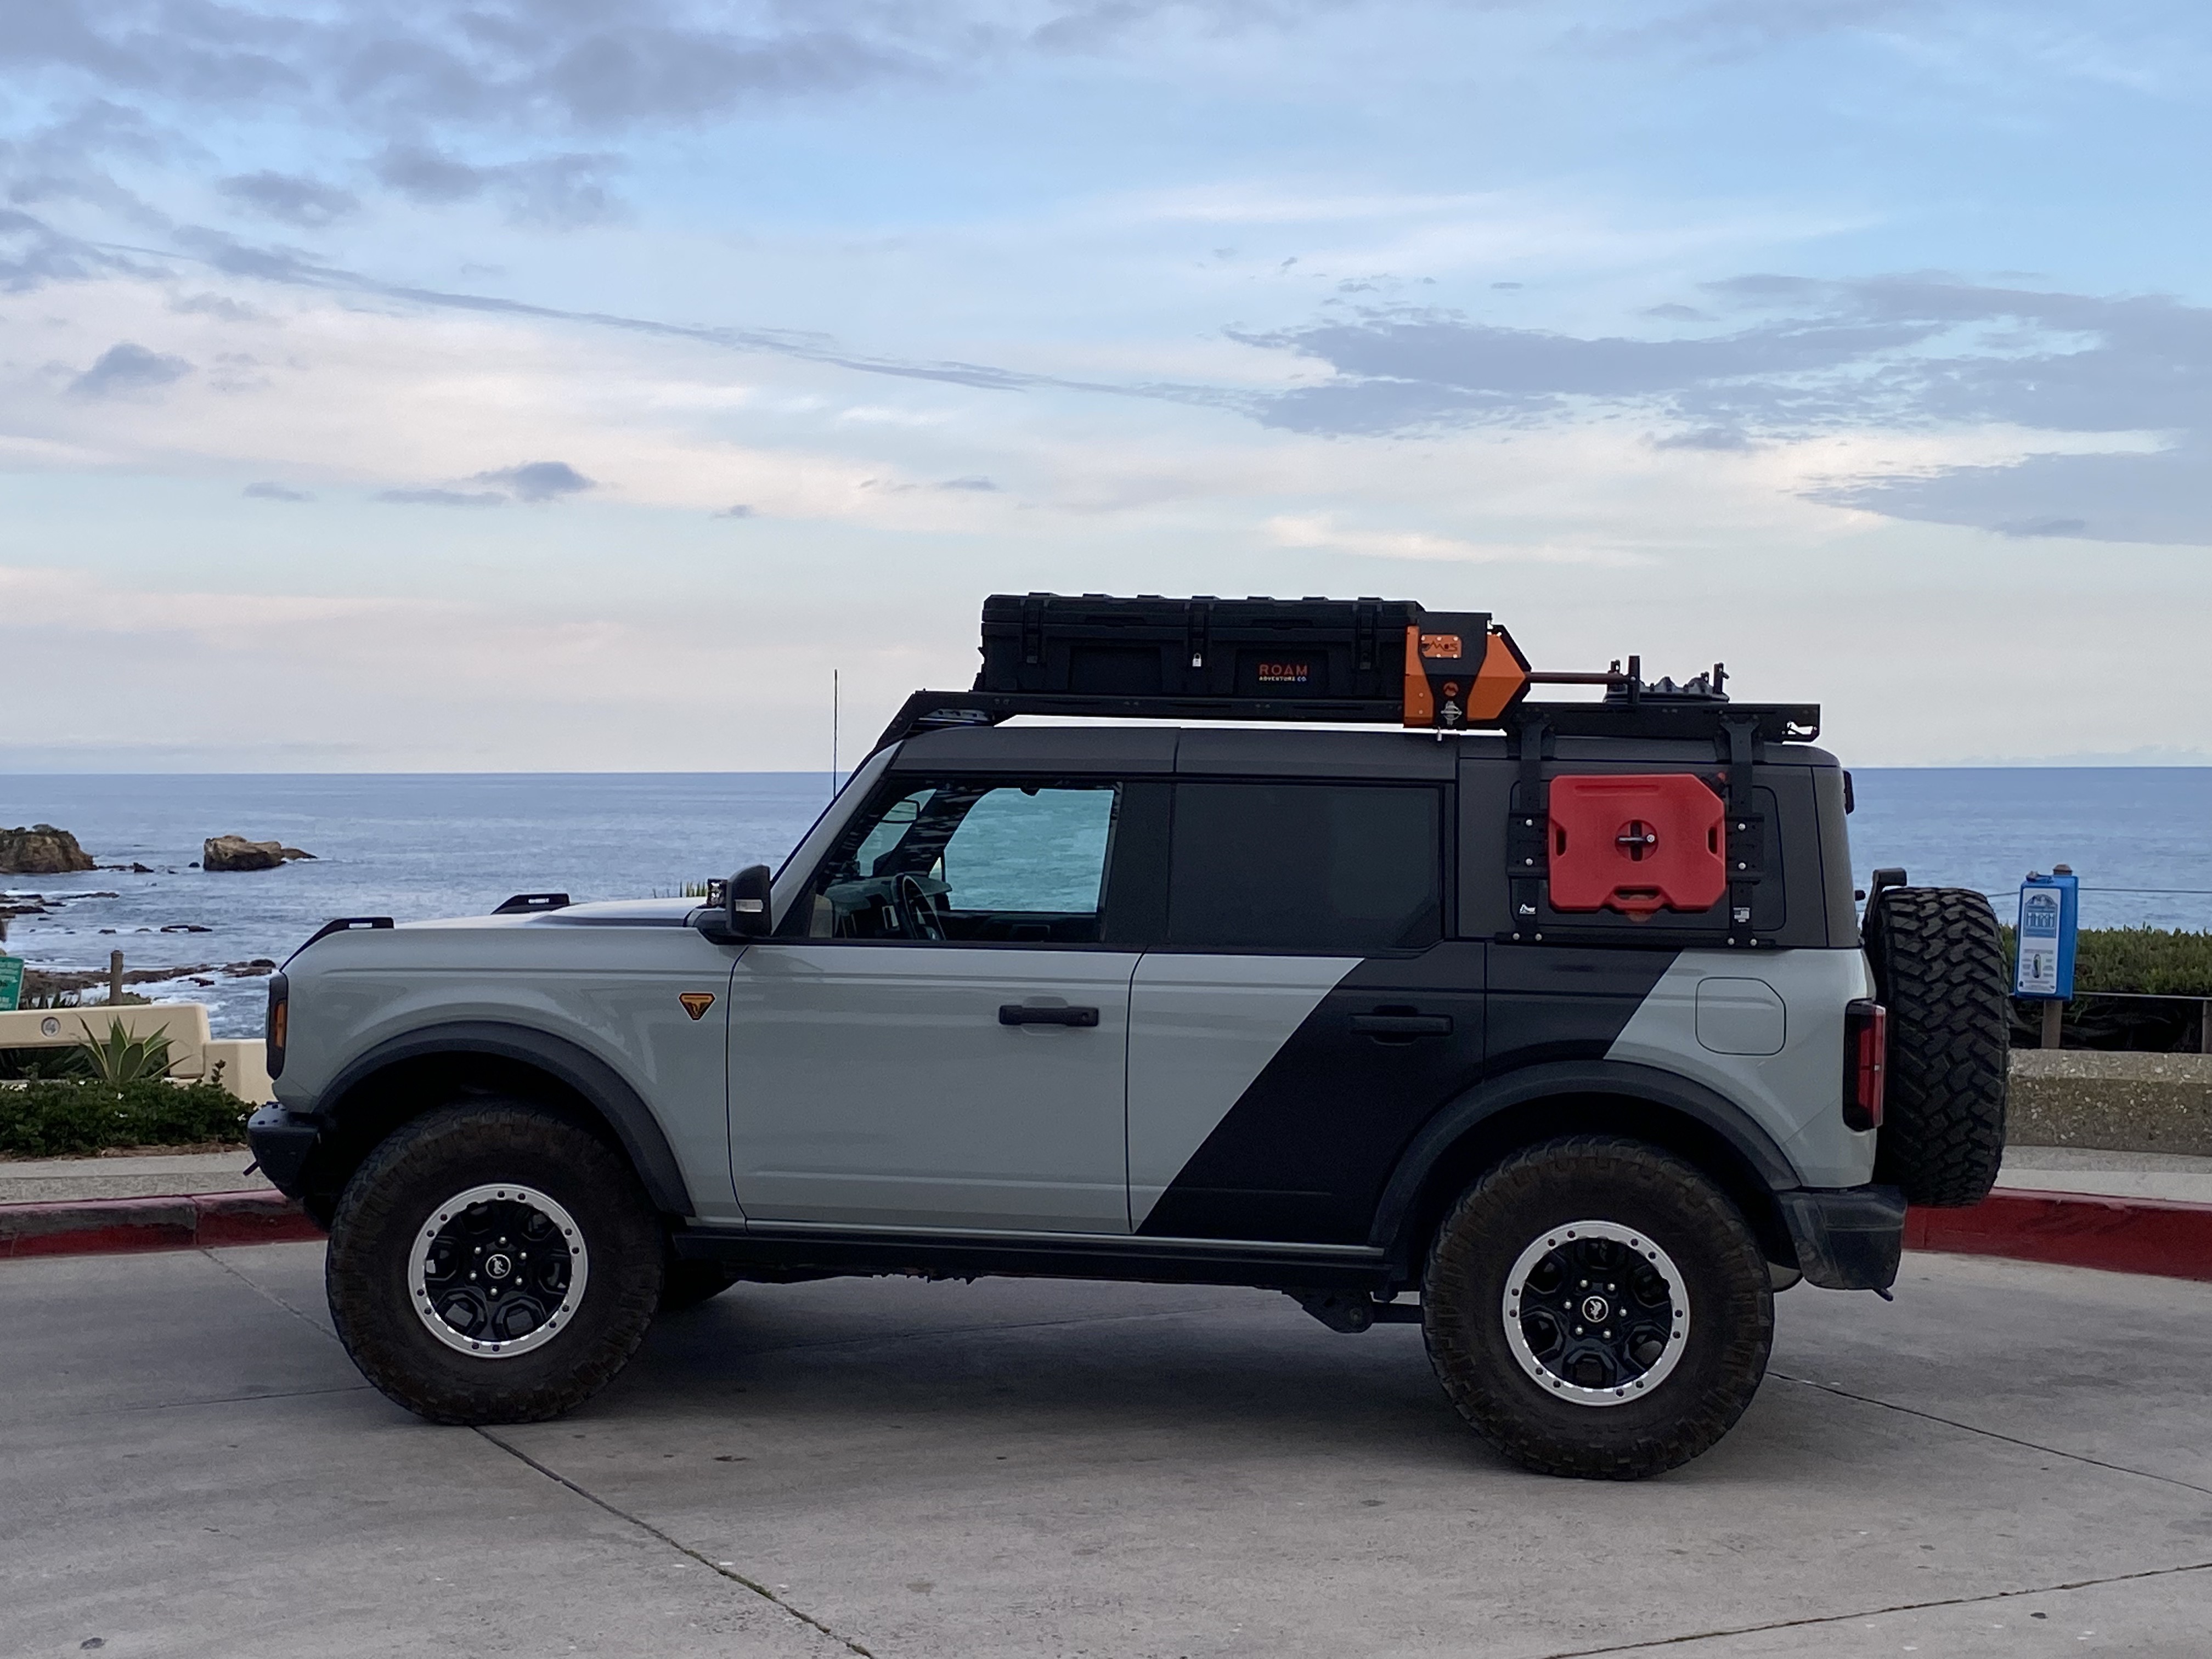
[697,864,774,941]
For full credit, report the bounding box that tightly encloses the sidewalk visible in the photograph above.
[0,1150,271,1205]
[1995,1144,2212,1205]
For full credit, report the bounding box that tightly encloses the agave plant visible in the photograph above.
[72,1017,175,1085]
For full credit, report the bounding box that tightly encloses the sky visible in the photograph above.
[1,0,2207,771]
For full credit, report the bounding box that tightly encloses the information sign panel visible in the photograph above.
[2014,871,2078,1000]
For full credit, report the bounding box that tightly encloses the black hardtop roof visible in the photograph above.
[890,721,1841,777]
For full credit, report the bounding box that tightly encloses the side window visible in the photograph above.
[798,778,1120,944]
[1169,781,1442,953]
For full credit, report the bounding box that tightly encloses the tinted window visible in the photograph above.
[1169,782,1442,953]
[799,778,1119,944]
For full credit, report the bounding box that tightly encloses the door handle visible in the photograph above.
[999,1004,1101,1028]
[1350,1012,1453,1037]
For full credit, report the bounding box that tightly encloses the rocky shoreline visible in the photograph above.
[23,960,279,998]
[2,824,314,878]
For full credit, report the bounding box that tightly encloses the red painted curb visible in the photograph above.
[0,1190,324,1259]
[1908,1189,2212,1283]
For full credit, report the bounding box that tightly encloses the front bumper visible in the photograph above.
[245,1104,322,1200]
[1778,1184,1908,1290]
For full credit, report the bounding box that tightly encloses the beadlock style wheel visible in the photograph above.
[1501,1220,1689,1407]
[407,1183,590,1359]
[1424,1136,1773,1479]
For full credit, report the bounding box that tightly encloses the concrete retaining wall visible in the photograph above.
[0,1004,271,1103]
[2008,1051,2212,1157]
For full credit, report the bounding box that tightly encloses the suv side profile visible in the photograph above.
[249,596,2008,1479]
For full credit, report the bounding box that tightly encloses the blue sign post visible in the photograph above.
[2015,867,2078,1047]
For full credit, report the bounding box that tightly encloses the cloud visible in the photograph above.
[1652,426,1756,451]
[937,475,999,491]
[374,145,623,226]
[171,291,267,321]
[244,481,313,501]
[1223,275,2212,543]
[1263,514,1641,566]
[1,4,956,140]
[714,504,756,518]
[67,341,191,398]
[217,171,359,228]
[473,460,594,501]
[1812,445,2211,546]
[376,487,506,506]
[0,206,139,291]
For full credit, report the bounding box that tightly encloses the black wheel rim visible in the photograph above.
[408,1183,589,1359]
[1501,1221,1689,1407]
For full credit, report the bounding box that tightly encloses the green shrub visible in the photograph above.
[0,1077,248,1158]
[2000,926,2212,997]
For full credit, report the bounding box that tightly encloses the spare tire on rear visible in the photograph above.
[1864,887,2010,1207]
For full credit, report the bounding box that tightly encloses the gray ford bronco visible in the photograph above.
[249,594,2009,1479]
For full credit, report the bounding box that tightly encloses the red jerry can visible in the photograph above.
[1547,774,1727,917]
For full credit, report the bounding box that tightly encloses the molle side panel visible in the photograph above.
[1460,747,1832,949]
[1136,945,1486,1245]
[1483,945,1680,1074]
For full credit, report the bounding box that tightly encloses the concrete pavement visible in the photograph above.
[3,1244,2210,1658]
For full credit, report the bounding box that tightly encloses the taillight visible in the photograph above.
[1843,998,1886,1132]
[266,973,289,1080]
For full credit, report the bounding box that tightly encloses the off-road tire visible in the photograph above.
[659,1260,744,1312]
[326,1102,664,1424]
[1865,886,2009,1207]
[1424,1136,1774,1480]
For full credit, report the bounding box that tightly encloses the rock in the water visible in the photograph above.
[0,824,95,874]
[202,834,295,872]
[279,847,316,861]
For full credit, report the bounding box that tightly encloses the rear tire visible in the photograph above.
[1423,1136,1773,1480]
[1865,886,2009,1207]
[326,1102,664,1424]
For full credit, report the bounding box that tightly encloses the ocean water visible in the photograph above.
[4,768,2208,1036]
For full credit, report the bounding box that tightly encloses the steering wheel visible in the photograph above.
[893,873,947,941]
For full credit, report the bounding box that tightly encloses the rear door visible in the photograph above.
[1128,776,1482,1245]
[727,775,1138,1233]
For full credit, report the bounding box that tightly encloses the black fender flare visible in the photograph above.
[1367,1059,1800,1264]
[315,1020,695,1216]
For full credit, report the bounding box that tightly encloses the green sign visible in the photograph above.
[0,956,22,1013]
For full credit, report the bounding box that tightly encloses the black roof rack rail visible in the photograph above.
[286,915,394,965]
[871,689,1819,753]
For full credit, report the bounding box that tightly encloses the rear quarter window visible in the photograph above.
[1168,781,1443,954]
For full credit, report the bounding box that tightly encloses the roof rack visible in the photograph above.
[871,595,1819,754]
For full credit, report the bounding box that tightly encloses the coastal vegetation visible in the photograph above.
[2001,926,2212,1051]
[0,1076,246,1158]
[2000,926,2212,997]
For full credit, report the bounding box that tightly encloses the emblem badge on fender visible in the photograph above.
[678,992,716,1020]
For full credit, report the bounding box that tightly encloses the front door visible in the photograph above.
[728,776,1135,1233]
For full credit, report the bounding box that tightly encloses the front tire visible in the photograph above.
[1424,1136,1773,1480]
[326,1102,665,1424]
